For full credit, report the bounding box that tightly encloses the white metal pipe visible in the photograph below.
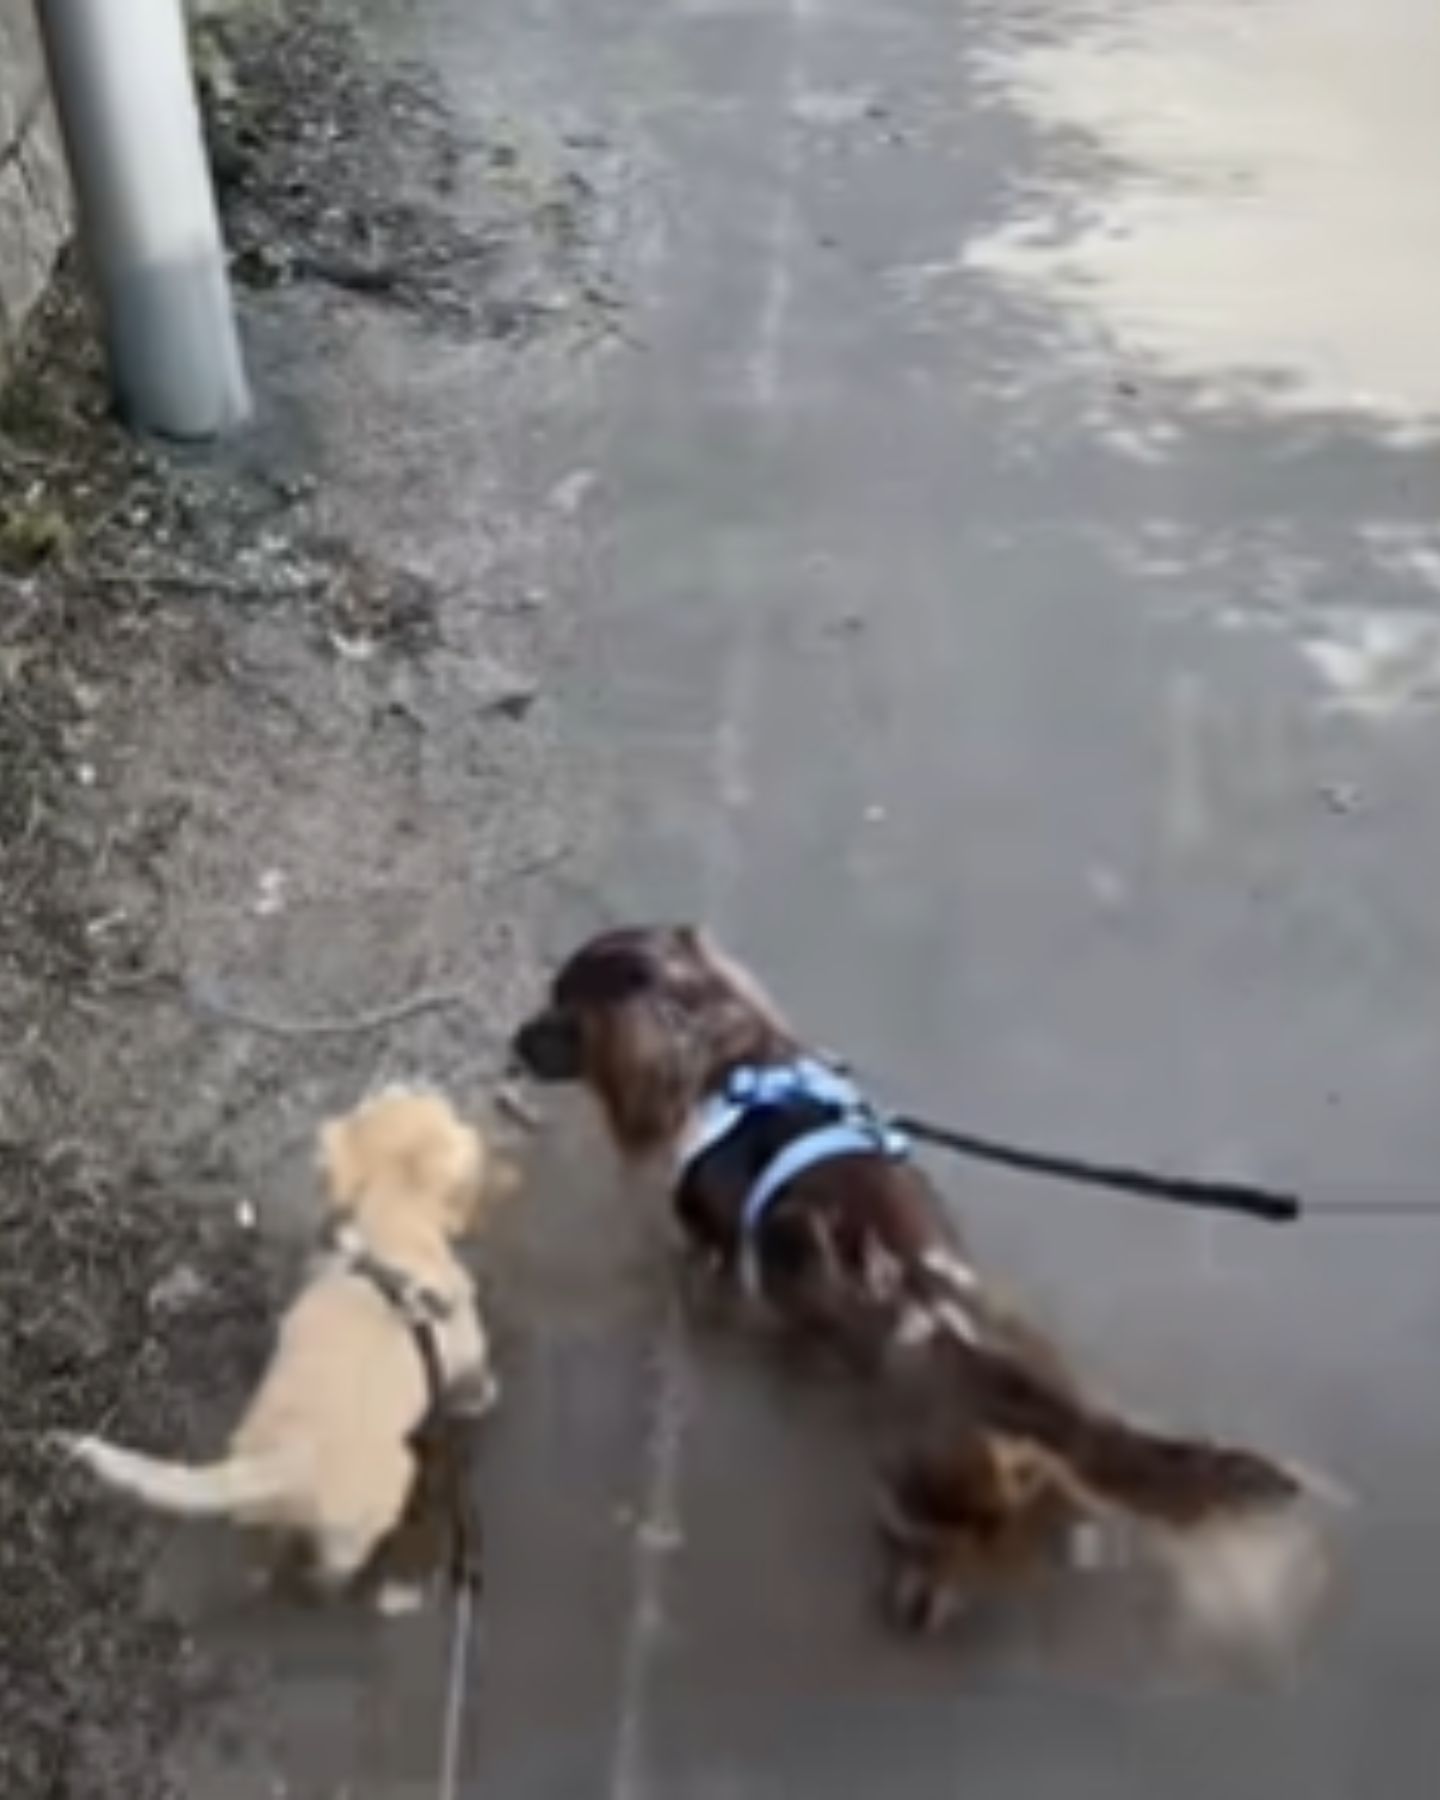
[35,0,251,439]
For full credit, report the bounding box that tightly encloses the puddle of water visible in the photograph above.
[965,0,1440,439]
[1301,613,1440,720]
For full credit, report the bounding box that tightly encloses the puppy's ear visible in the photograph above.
[485,1154,523,1208]
[593,996,694,1156]
[438,1128,489,1233]
[453,1150,520,1231]
[318,1117,360,1211]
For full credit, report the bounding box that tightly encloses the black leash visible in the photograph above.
[342,1237,452,1402]
[891,1112,1302,1222]
[893,1110,1440,1223]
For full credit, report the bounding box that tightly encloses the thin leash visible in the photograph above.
[1304,1200,1440,1219]
[328,1224,484,1800]
[437,1576,478,1800]
[435,1416,487,1800]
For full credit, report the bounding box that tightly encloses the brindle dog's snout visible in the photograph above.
[510,1011,582,1082]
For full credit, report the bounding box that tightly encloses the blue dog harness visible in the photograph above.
[676,1057,911,1289]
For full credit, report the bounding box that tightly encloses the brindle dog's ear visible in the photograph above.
[688,928,793,1038]
[592,993,697,1157]
[557,940,654,1008]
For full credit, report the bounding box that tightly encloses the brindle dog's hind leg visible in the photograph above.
[877,1428,1082,1634]
[754,1213,899,1380]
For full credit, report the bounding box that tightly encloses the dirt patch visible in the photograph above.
[0,267,453,1045]
[197,1,622,343]
[0,1147,278,1800]
[0,2,610,1791]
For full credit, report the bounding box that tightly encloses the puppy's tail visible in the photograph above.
[60,1433,295,1517]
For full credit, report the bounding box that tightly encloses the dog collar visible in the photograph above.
[677,1058,911,1268]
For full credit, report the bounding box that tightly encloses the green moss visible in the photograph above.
[0,500,73,570]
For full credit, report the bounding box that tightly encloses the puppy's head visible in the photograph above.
[510,925,794,1157]
[319,1086,497,1236]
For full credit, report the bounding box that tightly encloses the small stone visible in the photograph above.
[1086,864,1129,910]
[148,1263,208,1315]
[825,611,865,637]
[254,868,287,916]
[236,1199,258,1231]
[636,1519,684,1553]
[486,685,538,722]
[548,468,597,516]
[495,1081,541,1131]
[329,631,377,662]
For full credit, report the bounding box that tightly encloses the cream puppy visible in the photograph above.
[65,1086,507,1595]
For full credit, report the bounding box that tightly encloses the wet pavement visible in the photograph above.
[185,0,1440,1793]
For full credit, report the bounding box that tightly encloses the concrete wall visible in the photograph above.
[0,0,71,366]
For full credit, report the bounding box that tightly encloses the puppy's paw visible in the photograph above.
[375,1579,427,1618]
[485,1154,524,1206]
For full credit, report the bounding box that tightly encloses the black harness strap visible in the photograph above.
[326,1225,452,1409]
[327,1227,486,1594]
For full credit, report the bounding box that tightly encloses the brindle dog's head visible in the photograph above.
[511,925,795,1157]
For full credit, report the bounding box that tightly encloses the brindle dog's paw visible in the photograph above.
[882,1554,972,1635]
[675,1244,735,1329]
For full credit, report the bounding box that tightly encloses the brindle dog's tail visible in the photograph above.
[891,1342,1340,1647]
[971,1352,1303,1523]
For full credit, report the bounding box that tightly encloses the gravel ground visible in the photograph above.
[0,4,616,1791]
